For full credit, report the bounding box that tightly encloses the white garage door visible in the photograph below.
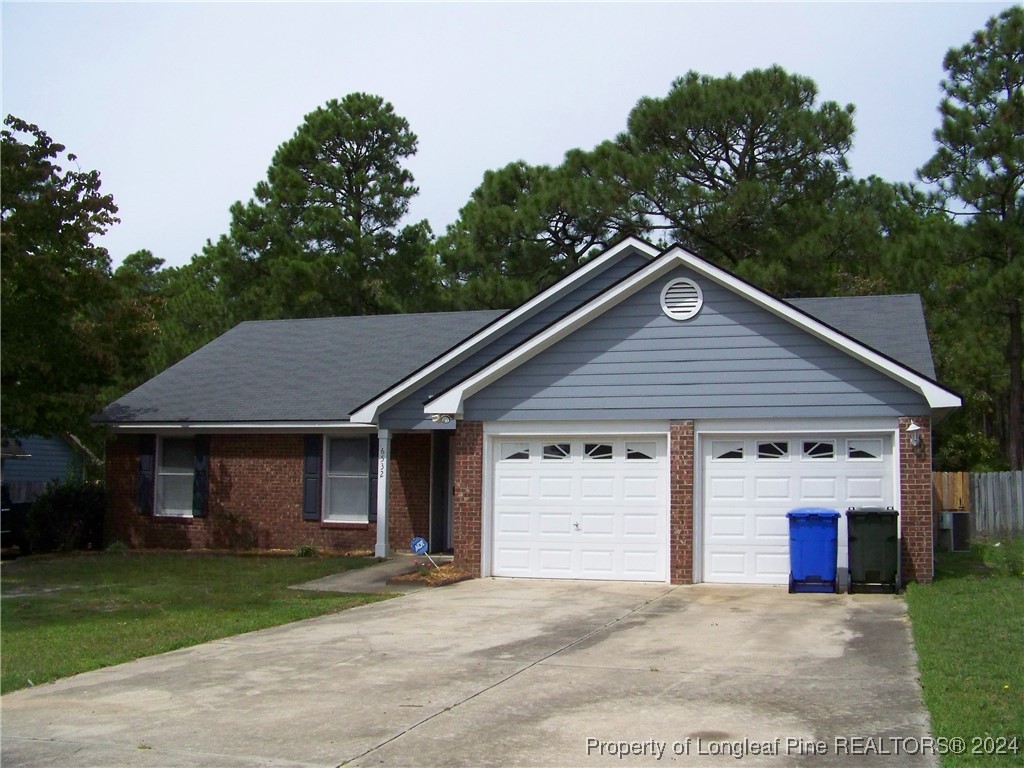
[702,434,894,584]
[492,436,668,581]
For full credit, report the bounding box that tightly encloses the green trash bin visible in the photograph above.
[846,507,899,593]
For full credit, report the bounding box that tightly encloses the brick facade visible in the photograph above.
[898,416,934,584]
[452,421,484,575]
[105,433,403,553]
[669,421,696,584]
[387,433,432,551]
[107,416,936,585]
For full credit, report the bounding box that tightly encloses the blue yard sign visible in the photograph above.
[410,536,439,569]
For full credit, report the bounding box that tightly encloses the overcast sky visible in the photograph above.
[2,2,1011,269]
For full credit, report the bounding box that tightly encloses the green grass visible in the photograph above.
[906,538,1024,767]
[0,551,391,694]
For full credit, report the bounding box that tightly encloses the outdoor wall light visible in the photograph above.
[906,421,922,449]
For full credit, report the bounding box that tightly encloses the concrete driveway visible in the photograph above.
[2,580,935,767]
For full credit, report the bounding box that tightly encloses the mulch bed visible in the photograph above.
[387,561,473,587]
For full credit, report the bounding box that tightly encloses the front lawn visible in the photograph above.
[0,551,390,694]
[906,539,1024,767]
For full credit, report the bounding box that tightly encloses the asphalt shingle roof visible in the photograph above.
[788,294,936,380]
[98,294,938,425]
[97,310,506,424]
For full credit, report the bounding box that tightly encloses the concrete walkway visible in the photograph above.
[290,552,435,594]
[1,581,935,768]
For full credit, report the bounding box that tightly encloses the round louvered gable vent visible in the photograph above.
[660,278,703,320]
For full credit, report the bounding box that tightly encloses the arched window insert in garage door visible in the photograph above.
[543,443,570,460]
[757,441,790,460]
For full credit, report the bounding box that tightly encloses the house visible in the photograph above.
[96,238,960,585]
[1,433,101,550]
[1,434,98,503]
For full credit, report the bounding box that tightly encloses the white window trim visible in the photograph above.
[322,435,372,524]
[155,436,194,518]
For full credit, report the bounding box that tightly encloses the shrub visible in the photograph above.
[293,544,317,558]
[26,478,105,553]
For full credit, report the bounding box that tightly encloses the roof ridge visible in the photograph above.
[236,308,507,327]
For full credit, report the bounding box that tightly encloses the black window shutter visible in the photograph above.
[302,435,322,521]
[137,435,156,515]
[368,435,379,523]
[192,435,210,518]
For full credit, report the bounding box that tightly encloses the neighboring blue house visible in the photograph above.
[1,435,97,503]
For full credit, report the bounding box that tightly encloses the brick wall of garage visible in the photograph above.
[899,416,934,584]
[670,421,696,584]
[452,421,484,574]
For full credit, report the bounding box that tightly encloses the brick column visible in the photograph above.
[899,416,933,584]
[670,421,695,584]
[453,421,484,576]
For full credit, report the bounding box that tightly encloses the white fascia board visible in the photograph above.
[348,237,659,424]
[110,422,375,433]
[426,254,685,416]
[673,248,962,411]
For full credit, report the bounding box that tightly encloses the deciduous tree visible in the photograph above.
[1,116,154,436]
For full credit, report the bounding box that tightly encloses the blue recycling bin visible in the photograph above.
[786,508,840,593]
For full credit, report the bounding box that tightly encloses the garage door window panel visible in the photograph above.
[543,443,571,461]
[626,441,657,460]
[847,439,883,460]
[501,442,530,461]
[802,441,836,460]
[584,442,613,460]
[712,441,744,461]
[757,441,790,460]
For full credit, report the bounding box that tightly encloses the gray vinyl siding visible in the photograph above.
[379,249,651,429]
[463,266,929,422]
[1,436,76,483]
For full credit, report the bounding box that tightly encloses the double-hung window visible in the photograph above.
[303,435,377,524]
[148,436,208,517]
[157,438,194,517]
[325,437,371,523]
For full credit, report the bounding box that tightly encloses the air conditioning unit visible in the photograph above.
[938,511,971,552]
